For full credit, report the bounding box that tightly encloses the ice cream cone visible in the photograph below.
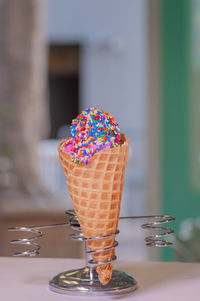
[58,134,129,285]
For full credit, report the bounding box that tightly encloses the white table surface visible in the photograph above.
[0,257,200,301]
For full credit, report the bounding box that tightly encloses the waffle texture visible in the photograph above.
[58,134,129,285]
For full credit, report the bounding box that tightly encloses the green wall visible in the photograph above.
[161,0,200,260]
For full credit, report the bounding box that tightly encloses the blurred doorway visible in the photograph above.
[48,45,79,139]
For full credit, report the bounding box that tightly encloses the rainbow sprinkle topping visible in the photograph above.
[61,107,122,164]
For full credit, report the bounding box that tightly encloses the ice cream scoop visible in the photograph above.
[60,107,122,164]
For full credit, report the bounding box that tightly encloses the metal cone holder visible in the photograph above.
[8,209,175,296]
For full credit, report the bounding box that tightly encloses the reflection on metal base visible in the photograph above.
[49,267,137,296]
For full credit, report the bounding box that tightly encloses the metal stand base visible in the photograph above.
[49,267,137,296]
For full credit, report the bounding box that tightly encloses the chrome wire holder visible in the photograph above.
[8,210,175,296]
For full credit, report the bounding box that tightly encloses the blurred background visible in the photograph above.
[0,0,200,263]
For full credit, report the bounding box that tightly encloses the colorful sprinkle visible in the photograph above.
[61,107,122,164]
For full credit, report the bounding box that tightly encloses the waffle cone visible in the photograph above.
[58,134,129,285]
